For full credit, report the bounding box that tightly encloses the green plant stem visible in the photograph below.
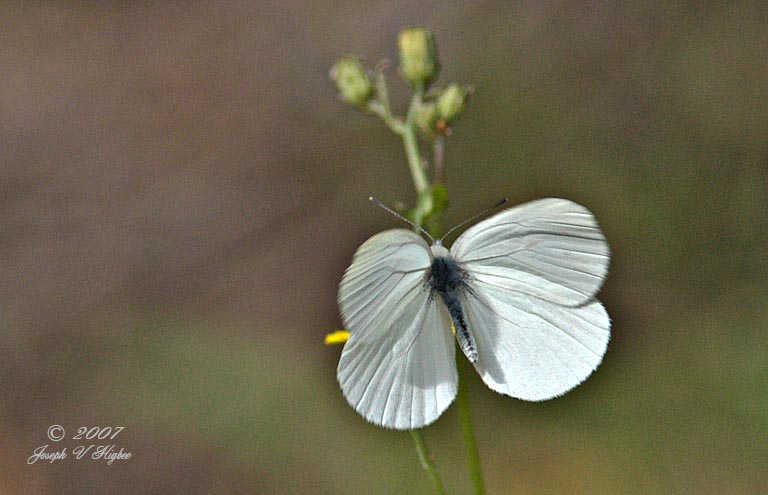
[410,430,448,495]
[402,88,430,197]
[367,101,406,135]
[368,86,429,226]
[456,354,485,495]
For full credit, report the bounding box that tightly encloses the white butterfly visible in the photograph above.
[337,197,610,430]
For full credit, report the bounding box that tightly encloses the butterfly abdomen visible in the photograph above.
[428,255,478,363]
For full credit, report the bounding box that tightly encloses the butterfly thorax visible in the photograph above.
[427,249,477,363]
[428,255,467,294]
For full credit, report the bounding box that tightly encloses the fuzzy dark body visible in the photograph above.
[427,255,478,363]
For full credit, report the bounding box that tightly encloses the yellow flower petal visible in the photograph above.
[324,330,350,345]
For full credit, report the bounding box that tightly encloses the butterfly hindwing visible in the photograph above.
[461,284,610,400]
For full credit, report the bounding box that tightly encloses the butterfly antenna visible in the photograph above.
[369,197,435,243]
[439,197,508,242]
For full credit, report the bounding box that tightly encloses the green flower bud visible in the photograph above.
[398,27,439,88]
[330,56,373,107]
[414,101,438,138]
[436,83,468,123]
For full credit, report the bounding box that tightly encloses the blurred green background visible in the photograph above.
[1,2,766,494]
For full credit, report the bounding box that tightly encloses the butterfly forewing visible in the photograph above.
[451,198,609,306]
[338,229,458,429]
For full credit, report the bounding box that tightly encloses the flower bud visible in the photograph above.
[398,27,438,88]
[330,56,373,107]
[414,101,438,138]
[436,83,468,123]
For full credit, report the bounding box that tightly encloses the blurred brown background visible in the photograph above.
[1,2,766,494]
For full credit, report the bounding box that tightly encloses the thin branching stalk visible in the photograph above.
[457,354,485,495]
[410,430,448,495]
[402,86,430,198]
[433,135,445,184]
